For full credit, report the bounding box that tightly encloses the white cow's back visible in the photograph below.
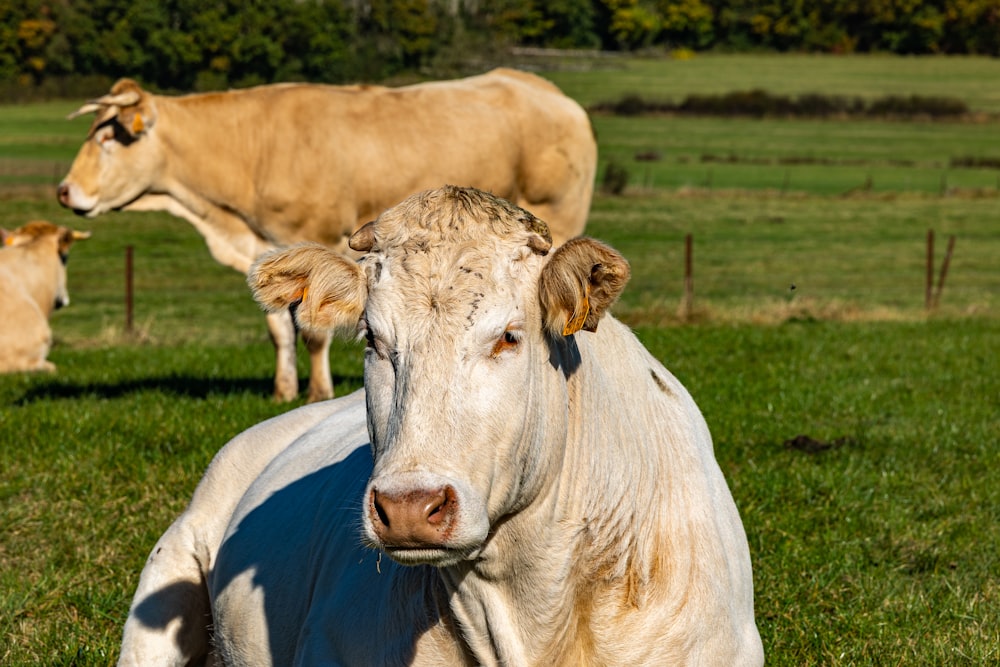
[118,392,365,667]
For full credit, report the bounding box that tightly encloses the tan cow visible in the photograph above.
[115,187,761,666]
[57,69,597,402]
[0,221,90,373]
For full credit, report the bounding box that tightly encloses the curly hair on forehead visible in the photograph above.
[358,186,553,256]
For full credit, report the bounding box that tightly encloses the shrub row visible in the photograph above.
[695,153,1000,171]
[950,155,1000,169]
[593,90,970,119]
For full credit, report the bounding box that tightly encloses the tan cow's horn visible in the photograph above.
[66,89,141,120]
[349,221,376,252]
[66,102,102,120]
[95,89,141,108]
[72,230,92,240]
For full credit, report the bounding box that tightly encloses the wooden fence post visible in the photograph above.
[926,230,957,311]
[682,233,693,320]
[932,235,956,310]
[125,245,134,334]
[925,229,934,310]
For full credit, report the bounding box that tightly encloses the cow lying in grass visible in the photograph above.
[117,186,763,666]
[0,221,90,373]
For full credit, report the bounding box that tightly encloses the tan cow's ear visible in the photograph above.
[108,79,156,136]
[56,228,91,255]
[249,244,367,335]
[118,104,155,137]
[538,237,630,336]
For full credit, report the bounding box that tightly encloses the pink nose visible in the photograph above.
[57,183,71,207]
[369,485,458,548]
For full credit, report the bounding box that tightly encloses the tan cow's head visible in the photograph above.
[250,186,629,568]
[57,78,160,216]
[3,220,91,311]
[4,220,92,256]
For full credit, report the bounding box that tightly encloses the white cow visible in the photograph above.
[118,186,762,666]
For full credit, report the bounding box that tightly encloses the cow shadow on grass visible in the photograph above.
[12,373,362,404]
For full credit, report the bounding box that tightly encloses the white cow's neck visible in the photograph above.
[439,501,583,666]
[433,322,673,666]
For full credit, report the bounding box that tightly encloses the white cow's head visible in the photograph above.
[57,78,160,216]
[250,186,629,567]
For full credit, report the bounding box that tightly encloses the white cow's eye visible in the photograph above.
[490,328,521,358]
[360,319,390,360]
[362,326,378,352]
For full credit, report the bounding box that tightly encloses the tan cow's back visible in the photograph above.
[70,68,595,249]
[239,69,590,246]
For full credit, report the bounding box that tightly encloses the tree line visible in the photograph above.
[3,0,999,98]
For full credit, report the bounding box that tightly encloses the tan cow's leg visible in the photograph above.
[303,329,334,403]
[266,309,300,402]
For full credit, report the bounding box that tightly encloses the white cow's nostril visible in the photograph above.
[370,486,457,548]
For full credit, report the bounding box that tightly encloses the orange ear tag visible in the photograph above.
[562,283,591,336]
[301,286,309,302]
[131,114,144,134]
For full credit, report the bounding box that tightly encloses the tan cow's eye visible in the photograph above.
[95,126,115,146]
[490,329,521,358]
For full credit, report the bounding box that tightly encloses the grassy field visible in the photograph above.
[542,53,1000,112]
[545,53,1000,197]
[1,54,998,664]
[592,114,1000,195]
[5,54,1000,198]
[591,193,997,321]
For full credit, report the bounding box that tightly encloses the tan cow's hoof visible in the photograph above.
[306,387,334,404]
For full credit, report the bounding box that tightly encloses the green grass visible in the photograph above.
[652,320,1000,663]
[592,114,1000,196]
[592,192,997,322]
[0,101,86,192]
[1,55,998,664]
[544,53,1000,113]
[0,345,359,664]
[2,318,997,664]
[6,55,1000,198]
[544,53,1000,197]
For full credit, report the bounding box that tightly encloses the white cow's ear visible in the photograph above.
[249,244,367,335]
[538,237,630,336]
